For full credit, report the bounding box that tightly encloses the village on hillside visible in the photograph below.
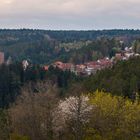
[0,45,139,76]
[43,46,140,76]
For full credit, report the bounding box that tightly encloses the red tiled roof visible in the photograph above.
[44,66,49,71]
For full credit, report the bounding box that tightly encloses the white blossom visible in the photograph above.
[58,96,93,123]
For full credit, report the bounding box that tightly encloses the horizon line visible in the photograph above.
[0,28,140,31]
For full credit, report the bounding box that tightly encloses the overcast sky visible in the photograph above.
[0,0,140,30]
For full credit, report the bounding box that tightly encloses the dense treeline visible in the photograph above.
[0,29,140,64]
[59,38,122,64]
[46,29,140,42]
[0,32,59,64]
[1,29,140,42]
[83,57,140,98]
[0,63,78,108]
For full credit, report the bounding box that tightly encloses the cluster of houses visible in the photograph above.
[114,47,140,61]
[43,47,140,76]
[0,45,139,76]
[49,58,113,76]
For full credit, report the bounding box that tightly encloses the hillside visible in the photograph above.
[83,57,140,98]
[0,30,140,140]
[0,29,140,64]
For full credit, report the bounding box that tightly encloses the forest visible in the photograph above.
[0,29,140,140]
[0,29,139,64]
[0,56,139,139]
[83,57,140,98]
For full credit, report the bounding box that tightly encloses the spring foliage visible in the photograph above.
[7,90,140,140]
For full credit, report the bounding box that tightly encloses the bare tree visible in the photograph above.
[9,81,59,140]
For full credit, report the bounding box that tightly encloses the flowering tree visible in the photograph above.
[56,95,93,140]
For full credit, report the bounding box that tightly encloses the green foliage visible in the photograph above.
[9,90,140,140]
[87,91,140,140]
[58,38,121,64]
[10,133,30,140]
[0,63,22,108]
[0,63,79,108]
[133,39,140,53]
[47,66,79,89]
[0,29,139,64]
[46,29,140,43]
[84,57,140,98]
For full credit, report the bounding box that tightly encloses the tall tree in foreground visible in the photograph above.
[9,82,59,140]
[56,95,93,140]
[87,91,140,140]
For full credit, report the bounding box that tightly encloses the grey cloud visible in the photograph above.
[0,0,140,29]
